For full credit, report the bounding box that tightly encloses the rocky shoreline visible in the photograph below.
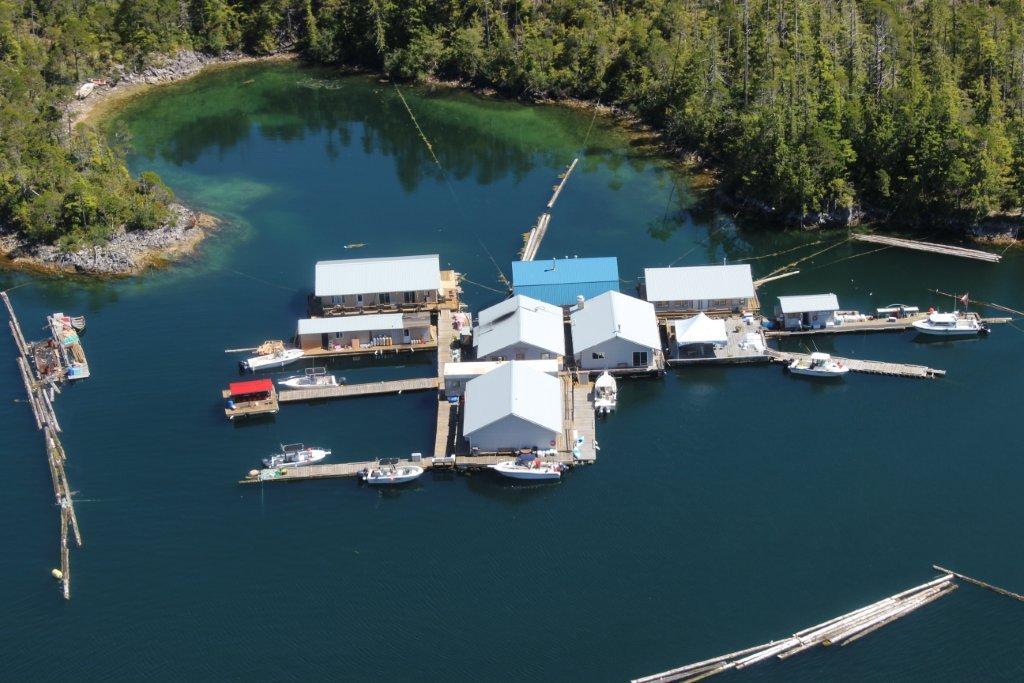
[1,204,217,277]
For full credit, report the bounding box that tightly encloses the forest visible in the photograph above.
[2,1,1024,245]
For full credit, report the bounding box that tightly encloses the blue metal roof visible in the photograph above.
[511,257,620,306]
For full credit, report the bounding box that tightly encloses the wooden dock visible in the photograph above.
[766,312,1010,338]
[519,158,577,261]
[852,234,1002,262]
[2,291,83,599]
[279,376,438,402]
[767,349,946,379]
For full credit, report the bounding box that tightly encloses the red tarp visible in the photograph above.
[228,379,273,396]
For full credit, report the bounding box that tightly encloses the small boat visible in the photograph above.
[593,371,617,414]
[277,367,342,389]
[491,455,566,481]
[787,352,849,378]
[262,443,330,469]
[344,242,366,250]
[240,340,304,372]
[360,458,424,485]
[913,311,987,337]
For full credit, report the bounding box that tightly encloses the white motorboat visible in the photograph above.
[787,352,849,378]
[241,340,304,372]
[262,443,330,469]
[593,371,617,414]
[912,311,987,337]
[360,459,424,485]
[490,456,566,481]
[277,367,341,389]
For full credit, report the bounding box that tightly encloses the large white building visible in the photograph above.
[777,294,840,330]
[571,291,662,371]
[643,264,758,315]
[463,362,563,452]
[314,254,441,314]
[473,295,565,362]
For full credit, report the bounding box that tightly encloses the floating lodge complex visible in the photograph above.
[225,241,1010,488]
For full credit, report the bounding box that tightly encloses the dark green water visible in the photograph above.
[3,62,1023,681]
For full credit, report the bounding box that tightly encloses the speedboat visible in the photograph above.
[360,458,424,485]
[262,443,330,469]
[241,341,304,372]
[490,456,566,481]
[277,367,341,389]
[593,371,617,414]
[913,311,987,337]
[787,352,849,378]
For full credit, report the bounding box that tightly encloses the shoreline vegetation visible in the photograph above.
[3,3,1022,279]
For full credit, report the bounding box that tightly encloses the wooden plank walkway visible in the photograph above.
[853,234,1002,262]
[279,376,438,402]
[767,349,946,379]
[241,457,430,484]
[766,313,1010,338]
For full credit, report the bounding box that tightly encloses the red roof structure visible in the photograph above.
[228,379,273,396]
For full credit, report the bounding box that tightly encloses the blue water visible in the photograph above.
[2,63,1023,681]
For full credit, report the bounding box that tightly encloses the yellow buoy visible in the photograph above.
[51,568,63,580]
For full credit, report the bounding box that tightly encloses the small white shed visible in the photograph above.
[777,294,840,330]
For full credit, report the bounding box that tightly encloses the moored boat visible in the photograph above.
[277,367,342,389]
[262,443,330,468]
[912,311,987,337]
[490,455,566,481]
[360,458,424,485]
[787,352,849,378]
[241,340,304,372]
[593,371,617,415]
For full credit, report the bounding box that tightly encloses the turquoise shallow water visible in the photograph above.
[2,63,1023,681]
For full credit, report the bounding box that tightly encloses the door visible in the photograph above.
[356,294,364,308]
[403,329,411,344]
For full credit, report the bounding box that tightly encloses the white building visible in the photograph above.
[314,254,441,314]
[463,362,563,452]
[571,291,662,371]
[295,312,432,352]
[643,264,758,315]
[473,295,565,362]
[443,359,559,397]
[777,294,840,330]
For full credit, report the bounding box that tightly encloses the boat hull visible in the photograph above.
[262,448,330,469]
[490,461,563,480]
[362,466,424,485]
[912,322,980,337]
[245,349,304,371]
[788,366,848,378]
[277,376,339,389]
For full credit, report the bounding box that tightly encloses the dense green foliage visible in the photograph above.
[2,1,1024,245]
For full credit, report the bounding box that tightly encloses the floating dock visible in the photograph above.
[278,376,438,402]
[519,158,578,261]
[664,315,770,366]
[633,574,958,683]
[2,292,84,599]
[766,312,1010,338]
[767,349,946,379]
[852,234,1002,262]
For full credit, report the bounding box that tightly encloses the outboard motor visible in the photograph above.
[238,360,249,373]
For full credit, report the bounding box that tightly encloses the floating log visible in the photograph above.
[632,575,958,683]
[752,270,800,287]
[853,234,1002,262]
[933,564,1024,602]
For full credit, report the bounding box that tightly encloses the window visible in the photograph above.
[632,351,649,367]
[515,353,525,360]
[404,291,417,304]
[380,292,391,305]
[541,353,550,360]
[592,351,605,360]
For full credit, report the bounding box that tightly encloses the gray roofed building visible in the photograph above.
[643,264,758,315]
[463,362,563,451]
[777,293,840,314]
[314,254,441,297]
[571,291,662,371]
[473,295,565,361]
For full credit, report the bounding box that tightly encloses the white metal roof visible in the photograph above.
[778,293,840,314]
[570,291,661,353]
[443,359,559,378]
[644,264,755,302]
[463,361,563,436]
[314,254,440,297]
[296,313,404,336]
[474,295,565,358]
[672,312,728,345]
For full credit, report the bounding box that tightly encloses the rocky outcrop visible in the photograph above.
[1,204,217,276]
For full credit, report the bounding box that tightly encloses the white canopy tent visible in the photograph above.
[673,313,728,346]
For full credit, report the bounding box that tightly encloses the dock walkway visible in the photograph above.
[767,349,946,379]
[852,234,1002,262]
[766,313,1010,338]
[279,376,438,402]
